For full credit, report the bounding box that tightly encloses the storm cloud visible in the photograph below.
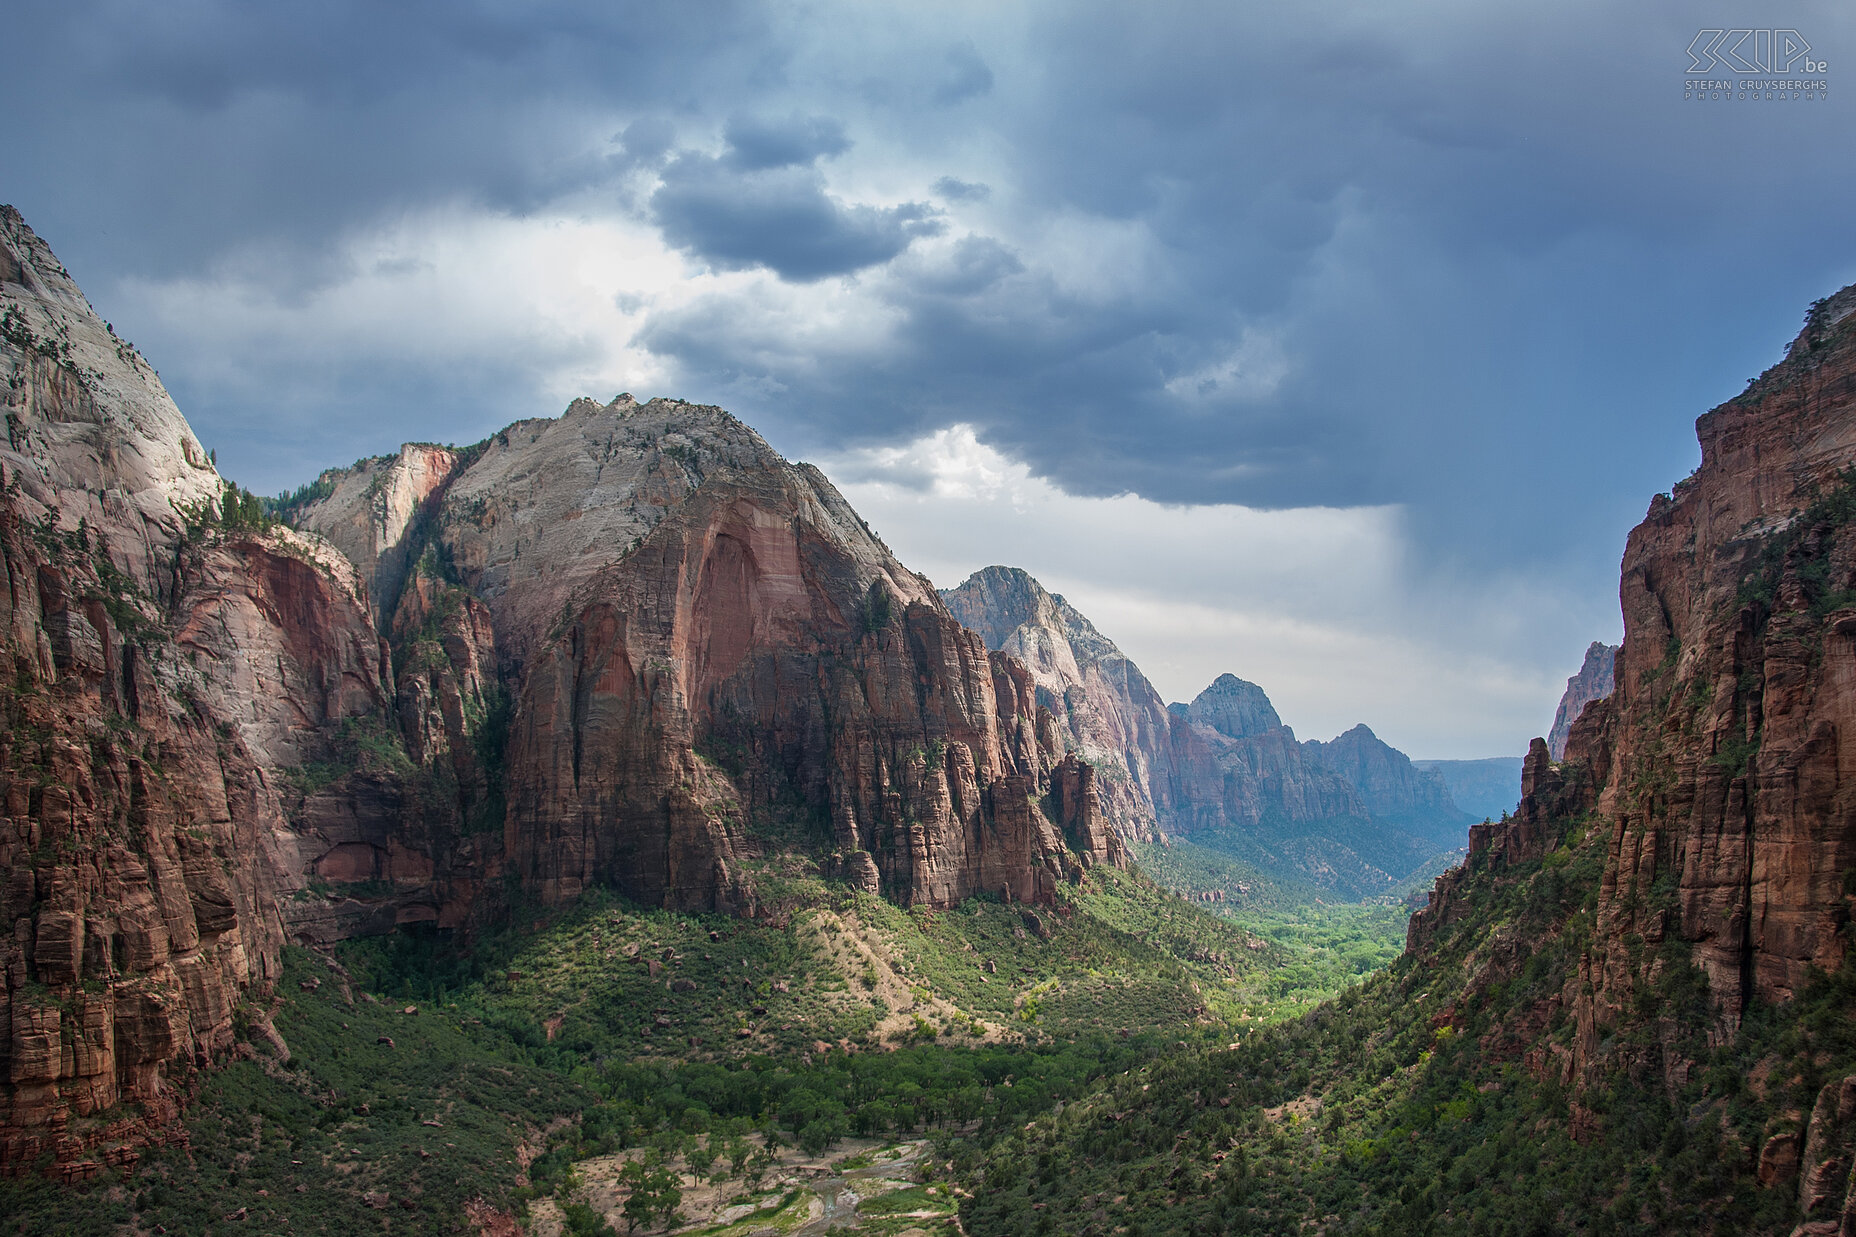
[4,0,1853,753]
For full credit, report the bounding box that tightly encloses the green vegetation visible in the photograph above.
[0,949,589,1236]
[0,859,1422,1235]
[953,808,1852,1236]
[182,478,281,537]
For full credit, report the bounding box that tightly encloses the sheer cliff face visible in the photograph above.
[0,210,390,1169]
[1582,285,1856,1019]
[1410,283,1856,1066]
[503,473,1122,913]
[1546,641,1617,760]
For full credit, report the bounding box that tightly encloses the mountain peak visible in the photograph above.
[1185,673,1283,740]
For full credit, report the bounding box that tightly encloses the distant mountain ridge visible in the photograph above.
[941,566,1473,895]
[1302,724,1473,849]
[1413,757,1524,821]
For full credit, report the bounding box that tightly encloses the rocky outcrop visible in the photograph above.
[501,463,1123,912]
[432,396,784,668]
[1408,278,1856,1089]
[1405,736,1599,954]
[289,443,459,626]
[1572,284,1856,1025]
[0,208,381,1172]
[1546,641,1617,759]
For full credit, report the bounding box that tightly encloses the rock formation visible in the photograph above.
[0,207,1126,1172]
[1409,278,1856,1143]
[1545,640,1617,759]
[941,566,1173,840]
[1572,283,1856,1021]
[0,205,372,1171]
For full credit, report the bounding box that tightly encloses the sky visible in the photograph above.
[3,0,1852,757]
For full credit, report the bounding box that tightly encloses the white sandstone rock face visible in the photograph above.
[292,442,460,623]
[0,206,223,593]
[432,395,790,662]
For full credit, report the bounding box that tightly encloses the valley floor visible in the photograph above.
[0,857,1413,1236]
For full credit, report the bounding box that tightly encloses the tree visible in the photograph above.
[722,1133,753,1178]
[618,1155,681,1234]
[685,1138,716,1182]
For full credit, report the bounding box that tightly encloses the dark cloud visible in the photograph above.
[932,177,990,202]
[3,0,1854,624]
[909,235,1024,296]
[721,113,851,169]
[652,153,942,281]
[933,41,994,105]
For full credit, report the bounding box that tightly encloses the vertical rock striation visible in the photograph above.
[1408,281,1856,1114]
[0,207,382,1171]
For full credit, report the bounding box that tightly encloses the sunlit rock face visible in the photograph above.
[942,565,1174,842]
[1582,283,1856,1021]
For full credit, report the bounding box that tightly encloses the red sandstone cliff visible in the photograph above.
[941,566,1173,841]
[1408,280,1856,1119]
[1575,284,1856,1024]
[498,459,1123,913]
[0,208,395,1171]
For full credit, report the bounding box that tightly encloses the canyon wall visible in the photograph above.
[0,206,394,1171]
[1410,280,1856,1089]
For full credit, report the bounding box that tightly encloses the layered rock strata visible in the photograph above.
[0,207,382,1171]
[1411,278,1856,1089]
[941,566,1173,840]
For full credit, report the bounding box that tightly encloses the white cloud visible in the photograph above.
[822,424,1602,759]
